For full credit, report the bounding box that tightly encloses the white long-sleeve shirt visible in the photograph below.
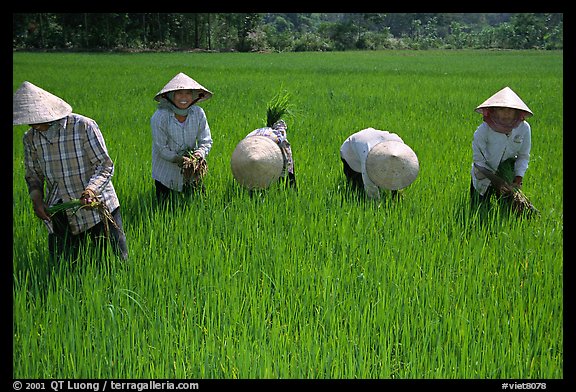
[340,128,404,199]
[471,121,531,195]
[151,105,212,191]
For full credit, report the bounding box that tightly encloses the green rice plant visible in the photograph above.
[46,199,90,216]
[266,89,293,127]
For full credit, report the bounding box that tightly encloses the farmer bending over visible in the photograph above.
[340,128,419,200]
[244,119,297,189]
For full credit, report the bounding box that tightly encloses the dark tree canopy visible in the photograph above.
[13,13,563,52]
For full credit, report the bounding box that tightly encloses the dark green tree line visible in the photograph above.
[13,13,563,52]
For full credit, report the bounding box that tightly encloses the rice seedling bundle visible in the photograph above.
[266,89,293,127]
[46,198,88,216]
[181,151,208,186]
[47,198,121,234]
[475,163,539,216]
[501,184,539,216]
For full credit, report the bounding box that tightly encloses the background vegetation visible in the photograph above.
[12,50,563,380]
[13,13,563,52]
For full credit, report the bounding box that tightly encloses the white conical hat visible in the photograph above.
[154,72,213,104]
[230,136,284,190]
[475,86,533,117]
[13,81,72,125]
[366,141,419,190]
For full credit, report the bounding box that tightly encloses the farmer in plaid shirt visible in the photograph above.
[13,81,128,266]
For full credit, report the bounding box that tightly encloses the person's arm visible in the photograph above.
[83,118,115,197]
[30,189,51,221]
[23,132,50,220]
[357,143,380,199]
[286,171,297,189]
[513,124,531,188]
[191,107,212,158]
[361,165,381,199]
[472,126,490,171]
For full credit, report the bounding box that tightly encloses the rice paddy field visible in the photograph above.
[12,50,563,381]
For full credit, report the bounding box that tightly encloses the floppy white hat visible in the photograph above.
[366,141,419,190]
[230,136,284,190]
[13,81,72,125]
[475,86,533,117]
[154,72,213,104]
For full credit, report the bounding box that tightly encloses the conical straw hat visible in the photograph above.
[475,86,533,117]
[366,141,419,190]
[230,136,284,190]
[13,81,72,125]
[154,72,213,104]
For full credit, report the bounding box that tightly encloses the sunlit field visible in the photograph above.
[12,50,563,380]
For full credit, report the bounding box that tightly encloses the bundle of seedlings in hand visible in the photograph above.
[181,150,208,185]
[46,197,120,235]
[266,89,293,127]
[496,164,539,217]
[494,181,539,216]
[46,198,89,216]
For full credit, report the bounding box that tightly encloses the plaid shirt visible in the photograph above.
[246,120,295,177]
[23,114,120,235]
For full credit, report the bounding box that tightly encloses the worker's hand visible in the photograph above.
[182,155,194,166]
[30,190,50,221]
[177,155,193,167]
[473,166,487,180]
[512,176,523,189]
[80,188,98,205]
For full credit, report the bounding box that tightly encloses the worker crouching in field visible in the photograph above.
[340,127,419,200]
[231,119,296,192]
[230,91,296,192]
[470,87,538,215]
[151,72,213,203]
[13,81,129,267]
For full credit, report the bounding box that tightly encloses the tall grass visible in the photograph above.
[12,50,563,379]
